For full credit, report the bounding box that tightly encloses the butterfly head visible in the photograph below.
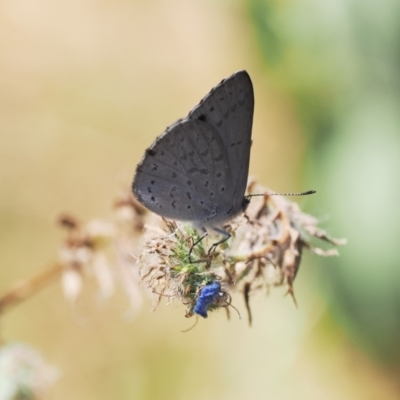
[242,196,251,213]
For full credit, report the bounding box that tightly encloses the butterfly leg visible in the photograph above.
[208,227,231,255]
[188,228,208,263]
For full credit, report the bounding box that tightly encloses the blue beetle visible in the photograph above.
[194,281,223,318]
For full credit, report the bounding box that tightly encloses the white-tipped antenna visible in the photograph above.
[249,190,316,197]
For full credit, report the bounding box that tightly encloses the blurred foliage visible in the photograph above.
[249,0,400,367]
[0,343,57,400]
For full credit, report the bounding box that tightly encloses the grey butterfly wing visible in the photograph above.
[187,70,254,214]
[132,119,233,223]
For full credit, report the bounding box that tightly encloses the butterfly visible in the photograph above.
[132,71,254,244]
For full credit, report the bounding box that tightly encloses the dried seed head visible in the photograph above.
[138,181,346,322]
[114,189,147,233]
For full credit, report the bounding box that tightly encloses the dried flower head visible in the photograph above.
[56,190,147,316]
[57,213,116,303]
[139,181,346,323]
[113,189,147,233]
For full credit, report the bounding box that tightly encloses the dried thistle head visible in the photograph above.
[139,219,224,318]
[56,191,147,315]
[57,213,116,303]
[138,181,346,323]
[54,181,345,324]
[113,189,147,234]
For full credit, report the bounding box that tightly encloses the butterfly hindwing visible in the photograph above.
[132,119,233,223]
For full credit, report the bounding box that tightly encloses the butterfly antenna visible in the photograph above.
[249,190,316,197]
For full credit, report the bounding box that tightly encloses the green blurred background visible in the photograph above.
[1,0,400,399]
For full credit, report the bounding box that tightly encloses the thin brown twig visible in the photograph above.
[0,262,64,315]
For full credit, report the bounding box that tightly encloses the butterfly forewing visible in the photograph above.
[188,71,254,213]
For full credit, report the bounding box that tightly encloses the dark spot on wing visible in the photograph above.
[198,114,207,122]
[146,149,156,156]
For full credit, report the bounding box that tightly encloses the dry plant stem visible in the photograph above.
[0,263,64,315]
